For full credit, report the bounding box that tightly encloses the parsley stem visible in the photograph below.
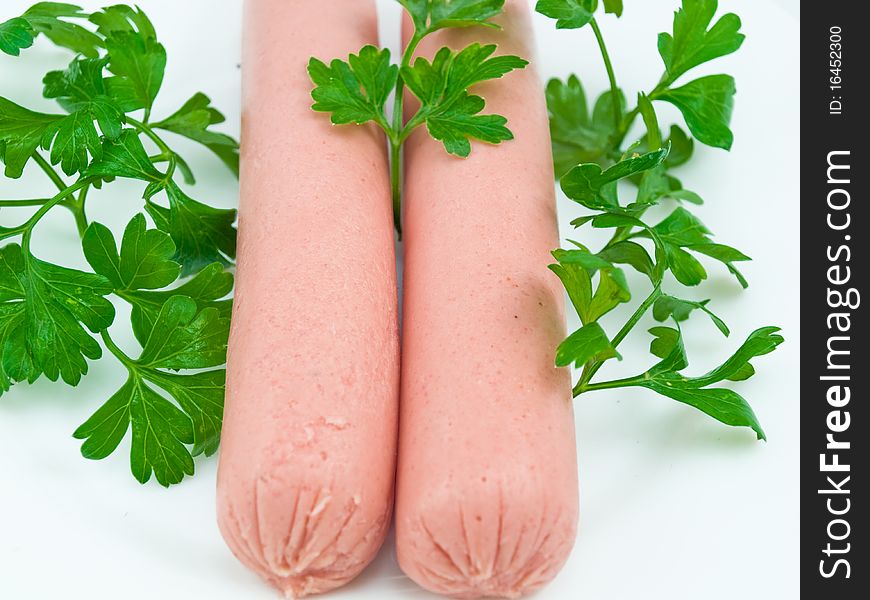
[31,151,90,227]
[575,375,644,394]
[100,329,135,368]
[610,284,662,349]
[0,198,54,207]
[605,225,632,247]
[128,118,178,181]
[390,140,402,235]
[21,178,93,252]
[393,32,423,135]
[590,18,621,132]
[609,105,639,151]
[71,184,90,238]
[0,224,28,241]
[574,284,662,396]
[388,31,424,237]
[127,117,173,157]
[32,152,67,192]
[612,80,668,150]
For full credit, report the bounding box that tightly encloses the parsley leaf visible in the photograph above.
[403,42,526,106]
[124,263,232,346]
[603,0,623,16]
[43,57,109,110]
[657,74,735,150]
[89,5,166,112]
[546,76,622,176]
[652,293,729,336]
[83,214,180,291]
[540,0,781,443]
[588,267,630,321]
[648,325,680,359]
[560,146,669,208]
[663,244,706,286]
[402,43,526,156]
[152,93,240,178]
[549,248,630,324]
[646,381,766,439]
[84,132,236,275]
[597,241,655,279]
[642,206,750,287]
[40,56,126,175]
[0,303,23,393]
[308,46,397,126]
[397,0,430,30]
[0,243,114,387]
[84,128,164,183]
[74,374,195,484]
[83,214,230,346]
[535,0,598,30]
[549,259,592,322]
[637,326,783,440]
[309,0,519,236]
[552,246,612,271]
[136,296,228,370]
[658,0,744,84]
[21,3,102,57]
[44,107,113,175]
[401,0,505,33]
[430,0,504,30]
[143,369,225,458]
[0,17,35,56]
[146,182,237,276]
[1,3,239,485]
[73,294,228,486]
[0,97,62,178]
[424,93,511,157]
[663,124,693,167]
[556,321,618,368]
[636,92,661,150]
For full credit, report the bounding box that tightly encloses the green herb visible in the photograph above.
[1,3,238,485]
[537,0,781,439]
[308,0,527,235]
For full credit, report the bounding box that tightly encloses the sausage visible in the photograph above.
[395,1,580,597]
[216,1,399,596]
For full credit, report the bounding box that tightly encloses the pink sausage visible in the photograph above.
[216,1,399,596]
[395,2,579,597]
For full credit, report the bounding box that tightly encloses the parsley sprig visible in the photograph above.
[1,3,237,485]
[307,0,528,235]
[537,0,782,439]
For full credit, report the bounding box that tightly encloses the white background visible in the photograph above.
[0,1,799,599]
